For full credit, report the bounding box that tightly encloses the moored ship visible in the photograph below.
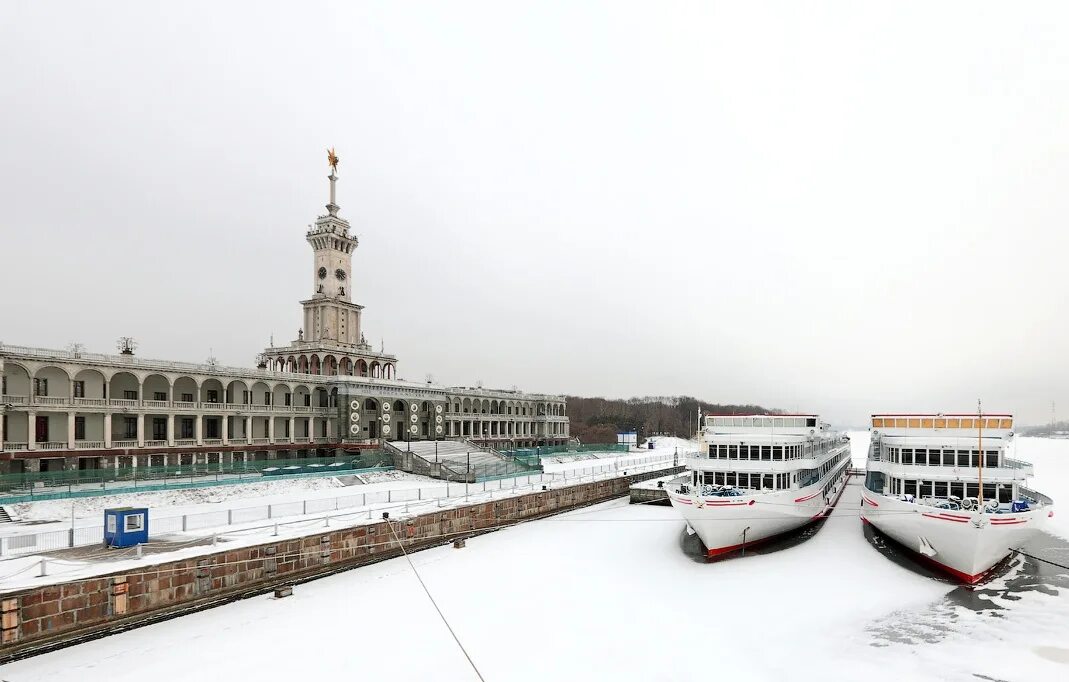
[862,412,1053,583]
[667,414,852,558]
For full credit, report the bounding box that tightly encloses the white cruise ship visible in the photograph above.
[666,414,852,558]
[863,413,1053,583]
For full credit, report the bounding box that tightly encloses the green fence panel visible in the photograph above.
[501,443,628,466]
[0,451,393,495]
[0,465,395,505]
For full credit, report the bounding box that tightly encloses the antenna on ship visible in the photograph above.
[977,399,984,512]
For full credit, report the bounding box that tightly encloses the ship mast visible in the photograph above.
[977,399,983,511]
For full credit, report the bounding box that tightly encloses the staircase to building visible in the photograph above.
[384,440,541,482]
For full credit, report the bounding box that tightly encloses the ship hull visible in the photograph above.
[668,465,850,558]
[861,492,1048,583]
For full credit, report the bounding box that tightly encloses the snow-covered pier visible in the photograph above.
[628,472,685,505]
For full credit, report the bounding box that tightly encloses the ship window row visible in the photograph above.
[707,440,835,460]
[873,417,1011,430]
[709,416,817,429]
[887,478,1012,504]
[883,447,999,468]
[797,451,850,488]
[699,471,790,490]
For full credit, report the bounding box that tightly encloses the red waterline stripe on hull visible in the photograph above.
[908,548,987,584]
[921,513,969,523]
[794,492,820,503]
[705,525,802,558]
[868,521,993,584]
[990,520,1027,525]
[863,497,879,507]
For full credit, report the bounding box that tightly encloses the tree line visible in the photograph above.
[564,395,777,444]
[1018,420,1069,437]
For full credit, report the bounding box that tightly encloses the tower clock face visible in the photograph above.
[318,267,327,279]
[335,269,346,280]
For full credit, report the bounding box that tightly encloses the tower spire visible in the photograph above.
[326,147,340,216]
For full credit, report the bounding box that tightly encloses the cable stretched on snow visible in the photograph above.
[1012,548,1069,572]
[385,518,487,682]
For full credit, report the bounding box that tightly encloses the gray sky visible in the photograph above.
[2,1,1068,428]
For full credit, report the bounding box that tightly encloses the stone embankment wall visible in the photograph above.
[1,475,638,660]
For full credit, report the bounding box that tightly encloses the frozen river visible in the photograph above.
[3,437,1067,681]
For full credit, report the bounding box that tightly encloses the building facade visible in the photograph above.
[0,164,569,474]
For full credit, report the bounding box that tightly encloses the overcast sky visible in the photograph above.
[2,1,1068,427]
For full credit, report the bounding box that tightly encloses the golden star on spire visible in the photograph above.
[327,147,339,174]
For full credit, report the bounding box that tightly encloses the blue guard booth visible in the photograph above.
[104,507,149,548]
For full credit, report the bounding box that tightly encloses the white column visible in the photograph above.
[27,411,36,450]
[136,414,145,447]
[104,413,113,448]
[67,411,76,448]
[166,414,175,445]
[244,416,252,443]
[222,416,229,445]
[289,416,296,443]
[268,417,275,443]
[195,414,203,445]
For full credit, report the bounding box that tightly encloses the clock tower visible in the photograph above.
[301,157,363,345]
[261,149,398,380]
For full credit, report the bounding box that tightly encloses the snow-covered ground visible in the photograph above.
[1013,436,1069,540]
[4,433,1066,681]
[2,472,432,533]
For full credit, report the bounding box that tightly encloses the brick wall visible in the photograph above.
[1,475,633,659]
